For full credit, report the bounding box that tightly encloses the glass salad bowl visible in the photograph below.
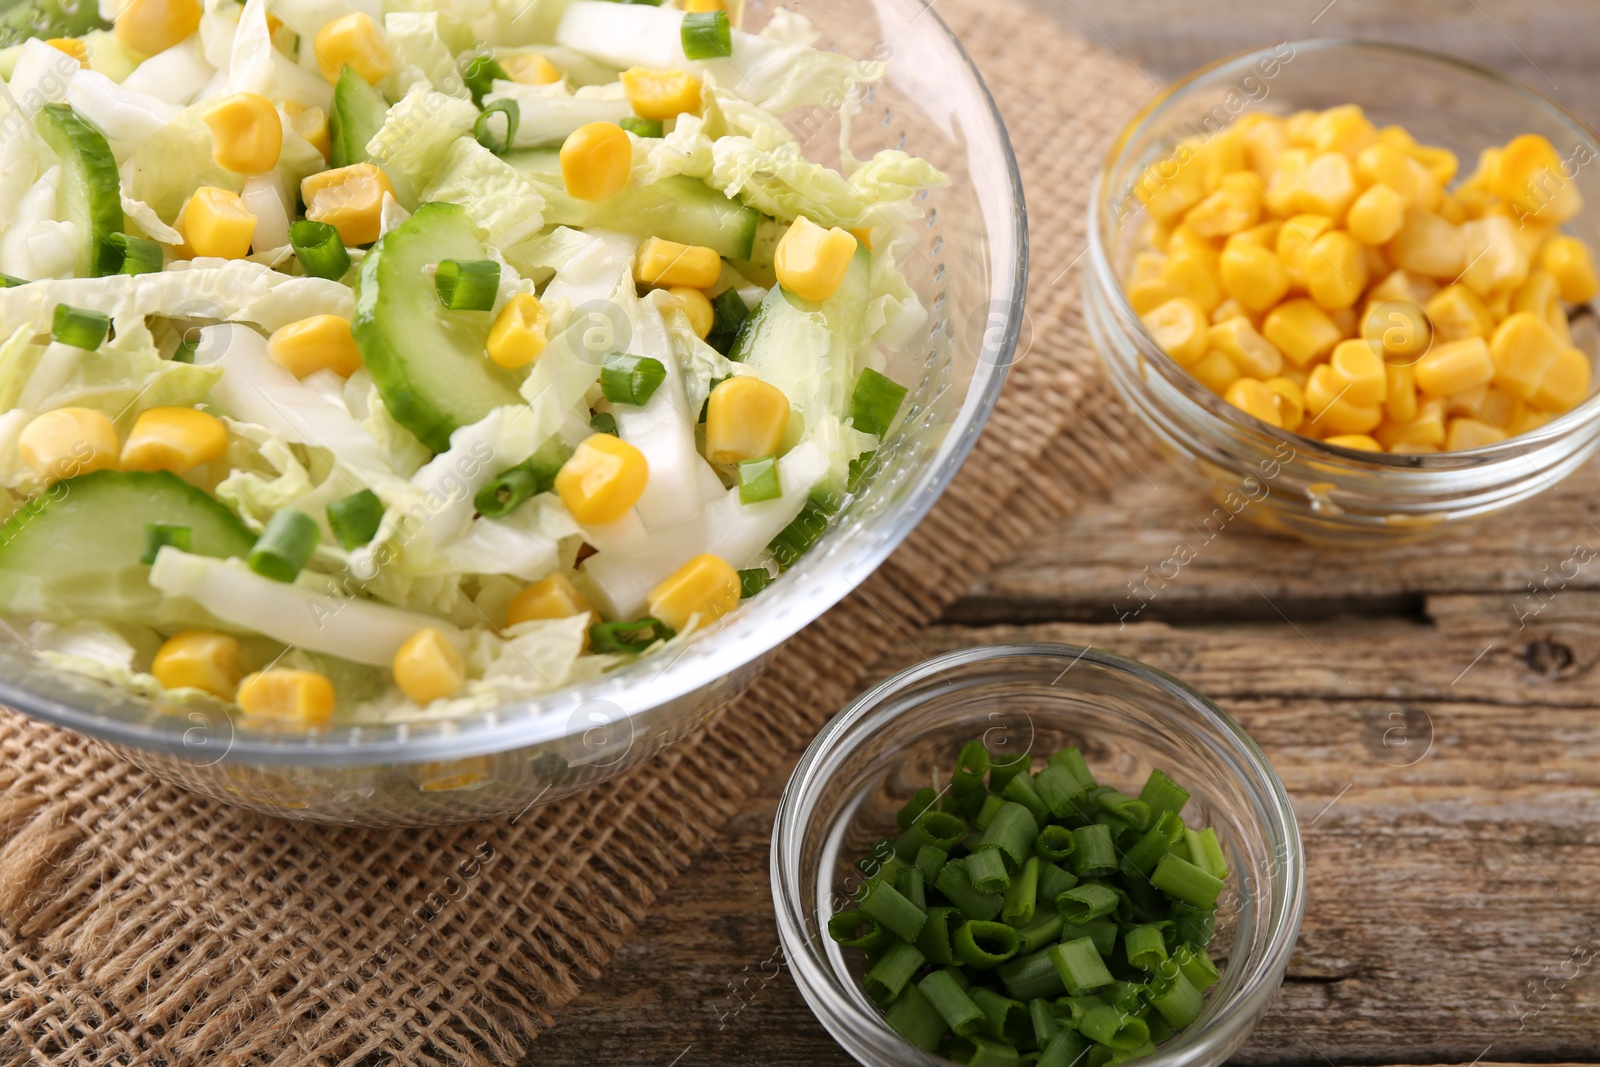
[0,0,1024,825]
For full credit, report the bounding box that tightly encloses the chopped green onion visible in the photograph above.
[1121,811,1184,879]
[289,220,351,281]
[52,303,110,350]
[171,337,197,364]
[1173,943,1220,992]
[767,493,836,567]
[934,860,1002,922]
[1068,823,1118,878]
[1049,747,1098,790]
[737,567,772,599]
[1138,768,1191,819]
[680,9,731,59]
[1036,860,1078,906]
[1001,855,1039,926]
[140,523,191,565]
[951,1035,1022,1067]
[1078,1003,1150,1050]
[827,909,892,955]
[247,509,320,583]
[326,489,384,549]
[1036,824,1076,864]
[846,450,877,492]
[898,788,938,831]
[1037,1030,1089,1067]
[1049,936,1113,995]
[1194,826,1230,879]
[1056,882,1120,924]
[1078,918,1119,958]
[1002,771,1049,822]
[915,904,958,966]
[863,938,925,1005]
[1033,764,1082,818]
[858,877,925,942]
[952,739,990,795]
[1013,909,1064,956]
[900,809,968,855]
[1095,789,1151,830]
[588,617,674,653]
[884,981,946,1051]
[914,844,948,886]
[918,969,986,1038]
[705,287,750,354]
[978,801,1038,870]
[1150,853,1224,908]
[618,115,663,138]
[897,866,927,910]
[994,947,1066,1001]
[435,258,501,311]
[965,846,1010,895]
[590,410,619,436]
[736,454,780,503]
[1123,924,1169,970]
[0,272,27,287]
[1029,997,1060,1046]
[848,367,908,436]
[970,987,1030,1047]
[473,98,520,154]
[460,54,508,106]
[1146,965,1203,1028]
[952,920,1018,970]
[475,437,572,518]
[600,352,667,405]
[974,793,1006,831]
[109,232,163,275]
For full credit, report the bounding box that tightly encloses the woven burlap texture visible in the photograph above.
[0,3,1150,1062]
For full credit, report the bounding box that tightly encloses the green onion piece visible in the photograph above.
[737,567,772,599]
[897,787,939,831]
[247,508,320,582]
[904,809,968,854]
[1068,824,1118,878]
[952,739,990,795]
[1173,943,1220,992]
[1001,855,1040,927]
[979,802,1038,870]
[847,450,877,492]
[590,410,619,436]
[953,1036,1022,1067]
[1029,997,1060,1046]
[916,904,958,967]
[1036,824,1076,864]
[1033,764,1084,819]
[326,489,384,549]
[897,866,926,911]
[460,54,508,107]
[475,437,572,518]
[827,908,892,955]
[1151,853,1224,908]
[1037,1030,1089,1067]
[1058,994,1105,1028]
[289,220,351,281]
[1146,965,1203,1028]
[767,494,836,568]
[848,367,909,436]
[1123,924,1169,970]
[1078,918,1119,957]
[1138,768,1190,819]
[971,987,1031,1046]
[974,793,1005,831]
[618,115,663,138]
[952,920,1017,971]
[140,522,191,564]
[1036,860,1078,906]
[705,286,750,354]
[171,338,197,364]
[994,946,1067,1001]
[884,981,946,1051]
[918,969,986,1038]
[52,303,110,350]
[863,938,925,1006]
[965,846,1011,895]
[1120,811,1184,879]
[737,454,780,503]
[915,844,948,886]
[1147,1013,1175,1044]
[588,617,674,653]
[988,750,1030,793]
[1078,1003,1150,1051]
[1195,827,1229,880]
[858,852,906,885]
[473,98,520,154]
[1048,747,1098,790]
[435,258,501,311]
[935,860,1002,922]
[600,352,667,405]
[1057,883,1120,924]
[1013,909,1065,956]
[109,232,163,275]
[680,9,731,59]
[859,877,926,942]
[1049,937,1113,995]
[1094,789,1151,831]
[1002,771,1050,822]
[0,272,27,287]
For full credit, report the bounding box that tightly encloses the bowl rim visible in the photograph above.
[1089,36,1600,469]
[771,642,1307,1067]
[0,0,1028,766]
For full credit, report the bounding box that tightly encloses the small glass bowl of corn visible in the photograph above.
[1086,39,1600,544]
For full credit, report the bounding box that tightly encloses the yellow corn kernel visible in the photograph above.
[1210,298,1254,326]
[301,162,393,247]
[1355,143,1441,211]
[1376,396,1447,449]
[314,12,392,84]
[506,574,596,627]
[1404,143,1459,186]
[1190,350,1240,395]
[1324,433,1382,451]
[668,286,714,339]
[1494,133,1582,224]
[620,67,702,120]
[1262,298,1342,366]
[1490,311,1566,400]
[1242,116,1287,175]
[1224,377,1282,427]
[1309,104,1377,158]
[1226,220,1282,250]
[283,101,330,160]
[1134,156,1205,225]
[502,52,562,85]
[1264,146,1311,217]
[1346,183,1407,246]
[1377,125,1416,148]
[1184,172,1261,238]
[18,407,119,483]
[1384,361,1419,422]
[1297,152,1359,219]
[1304,230,1368,311]
[1459,215,1531,297]
[46,37,87,66]
[1362,298,1431,361]
[1511,270,1567,335]
[1166,225,1218,263]
[1159,248,1221,312]
[1446,381,1491,417]
[120,406,227,473]
[202,92,283,175]
[182,186,255,260]
[1540,235,1599,303]
[1304,364,1382,434]
[236,669,335,728]
[152,631,241,699]
[636,236,722,290]
[1284,110,1318,145]
[393,627,465,705]
[114,0,201,56]
[268,314,363,378]
[1512,408,1555,436]
[682,0,726,12]
[705,376,790,464]
[1477,387,1525,432]
[1207,317,1282,378]
[1367,268,1439,308]
[1328,339,1387,405]
[1130,251,1166,285]
[1528,346,1591,413]
[1140,297,1210,367]
[1444,417,1508,451]
[1139,219,1170,251]
[775,217,857,302]
[1218,242,1288,312]
[647,553,740,633]
[1126,280,1172,315]
[556,433,649,525]
[1425,285,1495,343]
[1264,376,1305,428]
[560,121,632,202]
[486,293,549,369]
[1386,208,1464,278]
[1436,192,1470,225]
[1415,336,1495,397]
[1274,213,1333,288]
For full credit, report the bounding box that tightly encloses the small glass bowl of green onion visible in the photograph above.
[772,644,1304,1067]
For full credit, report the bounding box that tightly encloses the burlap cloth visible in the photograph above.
[0,3,1153,1062]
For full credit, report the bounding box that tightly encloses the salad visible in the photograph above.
[0,0,944,727]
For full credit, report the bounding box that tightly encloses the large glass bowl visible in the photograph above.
[0,0,1024,825]
[773,644,1305,1067]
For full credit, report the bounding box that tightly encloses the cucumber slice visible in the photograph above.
[329,65,389,169]
[508,149,758,260]
[0,0,106,47]
[0,470,255,626]
[35,104,124,278]
[352,202,525,453]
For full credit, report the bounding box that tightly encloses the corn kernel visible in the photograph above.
[152,631,241,699]
[1304,364,1382,434]
[1490,311,1566,400]
[774,216,858,302]
[1264,147,1311,217]
[1494,133,1582,224]
[1362,298,1431,361]
[1275,213,1333,288]
[1324,433,1382,451]
[1346,183,1407,245]
[487,293,549,369]
[182,186,255,260]
[1415,336,1495,397]
[1226,220,1282,249]
[1284,110,1318,145]
[1528,346,1591,413]
[1511,270,1567,334]
[1459,215,1531,297]
[393,627,465,705]
[1404,143,1460,186]
[1355,143,1441,211]
[620,67,702,120]
[1210,299,1254,326]
[1140,297,1210,367]
[1367,269,1439,307]
[1264,376,1305,428]
[1242,116,1287,174]
[1224,377,1282,427]
[1218,242,1289,312]
[1384,361,1419,422]
[1131,251,1165,284]
[268,315,363,377]
[1304,231,1369,310]
[1386,209,1464,278]
[647,553,740,633]
[45,38,87,66]
[1165,224,1220,263]
[1309,105,1377,158]
[502,53,562,85]
[1134,157,1205,225]
[302,163,393,247]
[1160,248,1221,312]
[1126,280,1172,315]
[1436,192,1469,225]
[1298,152,1359,219]
[284,101,330,160]
[18,407,119,483]
[556,433,649,525]
[506,574,596,627]
[1444,380,1489,416]
[120,406,228,473]
[636,236,722,290]
[314,12,392,85]
[1512,408,1555,436]
[705,376,790,464]
[1184,172,1261,238]
[1262,298,1343,366]
[1425,285,1495,343]
[1190,350,1240,395]
[236,669,335,728]
[668,286,714,339]
[114,0,201,56]
[1477,387,1525,431]
[560,121,632,202]
[682,0,726,10]
[1445,417,1507,451]
[202,92,282,175]
[1328,339,1387,405]
[1376,396,1447,449]
[1207,317,1282,378]
[1540,235,1599,303]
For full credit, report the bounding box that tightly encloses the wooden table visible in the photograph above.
[533,5,1600,1064]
